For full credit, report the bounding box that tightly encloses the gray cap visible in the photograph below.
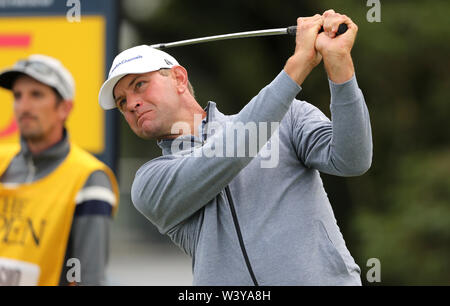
[0,54,75,100]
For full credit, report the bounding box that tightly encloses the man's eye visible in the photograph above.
[31,91,43,98]
[135,81,144,89]
[119,99,126,110]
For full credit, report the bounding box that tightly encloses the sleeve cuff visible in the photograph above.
[328,75,361,105]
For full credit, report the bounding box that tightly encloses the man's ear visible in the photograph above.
[58,100,73,122]
[172,66,189,94]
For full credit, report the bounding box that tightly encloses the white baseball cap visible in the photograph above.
[0,54,75,100]
[98,45,179,110]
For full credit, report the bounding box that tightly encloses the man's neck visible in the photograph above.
[157,97,207,141]
[156,110,206,141]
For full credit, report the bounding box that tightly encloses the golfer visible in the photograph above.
[99,10,372,285]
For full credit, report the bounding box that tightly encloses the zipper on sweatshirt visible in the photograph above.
[201,105,258,285]
[224,185,259,286]
[25,156,36,183]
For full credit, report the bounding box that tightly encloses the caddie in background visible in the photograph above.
[100,10,372,285]
[0,55,119,286]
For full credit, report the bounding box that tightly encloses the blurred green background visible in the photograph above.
[115,0,450,285]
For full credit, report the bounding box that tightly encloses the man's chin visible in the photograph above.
[140,134,154,140]
[136,129,156,140]
[20,130,44,142]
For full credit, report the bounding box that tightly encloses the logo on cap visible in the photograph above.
[164,59,173,65]
[110,55,143,76]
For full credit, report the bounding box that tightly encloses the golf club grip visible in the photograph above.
[287,23,348,36]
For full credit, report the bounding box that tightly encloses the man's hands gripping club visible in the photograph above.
[284,10,358,85]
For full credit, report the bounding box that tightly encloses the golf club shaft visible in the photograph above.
[150,23,348,50]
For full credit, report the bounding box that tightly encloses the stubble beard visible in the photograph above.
[19,120,45,143]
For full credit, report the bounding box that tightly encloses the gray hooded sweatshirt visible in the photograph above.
[131,70,372,285]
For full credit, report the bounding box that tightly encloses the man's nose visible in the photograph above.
[14,95,32,111]
[126,93,143,111]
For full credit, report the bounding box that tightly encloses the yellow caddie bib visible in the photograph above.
[0,143,119,286]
